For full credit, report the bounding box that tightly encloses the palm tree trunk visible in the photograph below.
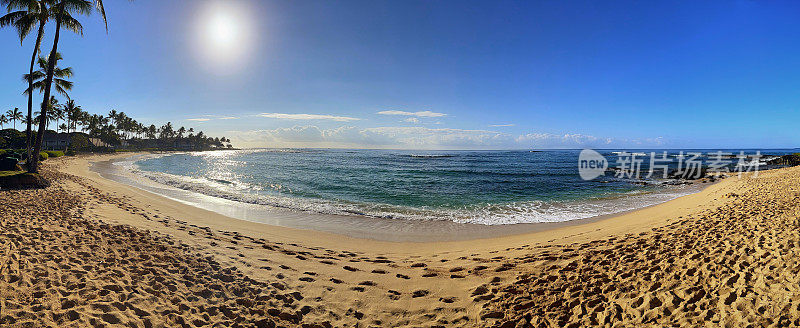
[30,16,61,173]
[25,22,45,171]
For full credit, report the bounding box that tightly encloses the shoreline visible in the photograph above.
[4,152,798,327]
[87,151,710,243]
[62,152,733,252]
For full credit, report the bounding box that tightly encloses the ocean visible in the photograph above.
[118,148,792,226]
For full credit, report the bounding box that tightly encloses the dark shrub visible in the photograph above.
[70,134,89,151]
[0,129,26,149]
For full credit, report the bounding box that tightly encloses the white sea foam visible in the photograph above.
[125,157,699,225]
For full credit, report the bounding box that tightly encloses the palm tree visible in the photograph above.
[63,99,81,132]
[51,101,64,131]
[34,96,60,130]
[145,124,156,140]
[0,114,8,129]
[6,108,24,130]
[136,122,144,139]
[1,0,52,170]
[24,52,73,99]
[159,122,173,139]
[31,0,107,173]
[84,113,106,137]
[107,108,118,126]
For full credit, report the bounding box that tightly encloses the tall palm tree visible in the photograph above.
[34,96,60,130]
[51,100,64,131]
[63,99,81,132]
[30,0,99,173]
[1,0,52,169]
[136,122,144,139]
[107,108,118,126]
[146,124,156,139]
[6,108,24,130]
[0,114,8,130]
[24,52,73,98]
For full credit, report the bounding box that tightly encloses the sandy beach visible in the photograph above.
[2,152,799,327]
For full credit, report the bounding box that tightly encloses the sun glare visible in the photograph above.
[194,1,255,74]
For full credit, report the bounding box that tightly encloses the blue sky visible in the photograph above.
[1,0,799,149]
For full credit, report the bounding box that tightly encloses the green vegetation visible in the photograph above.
[69,133,88,150]
[5,108,23,130]
[0,170,24,177]
[2,1,233,174]
[2,0,114,173]
[0,129,25,150]
[0,171,49,189]
[44,150,63,157]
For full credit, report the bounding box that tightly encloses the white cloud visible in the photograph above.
[515,133,614,148]
[258,113,360,121]
[231,125,668,150]
[489,124,515,127]
[403,117,420,124]
[377,110,447,118]
[186,115,239,122]
[232,125,510,149]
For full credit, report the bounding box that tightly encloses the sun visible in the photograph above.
[193,0,255,74]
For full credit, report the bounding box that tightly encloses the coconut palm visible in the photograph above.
[51,101,64,131]
[1,0,53,169]
[33,96,60,130]
[24,52,73,98]
[30,0,105,173]
[146,124,156,139]
[0,114,8,129]
[63,99,81,132]
[6,108,24,130]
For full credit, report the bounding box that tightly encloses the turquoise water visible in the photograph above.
[129,149,789,225]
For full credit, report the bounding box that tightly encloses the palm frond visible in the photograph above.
[54,78,73,91]
[54,83,71,99]
[0,11,34,42]
[94,0,107,31]
[3,0,39,12]
[59,0,92,15]
[53,66,73,78]
[59,13,83,35]
[22,70,45,83]
[0,10,26,27]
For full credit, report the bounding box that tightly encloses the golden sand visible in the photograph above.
[1,153,798,327]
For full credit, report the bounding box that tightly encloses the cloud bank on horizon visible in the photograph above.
[177,111,670,149]
[228,124,666,150]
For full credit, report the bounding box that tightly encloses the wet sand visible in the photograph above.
[89,153,705,242]
[2,153,798,327]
